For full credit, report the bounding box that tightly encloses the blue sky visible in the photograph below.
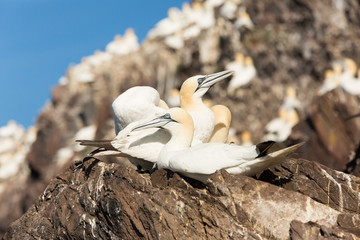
[0,0,187,128]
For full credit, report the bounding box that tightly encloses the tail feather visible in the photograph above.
[243,142,304,176]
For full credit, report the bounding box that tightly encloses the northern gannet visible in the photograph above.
[340,58,360,95]
[105,29,139,56]
[112,86,169,134]
[208,105,232,143]
[234,12,254,30]
[148,8,183,39]
[180,70,233,146]
[240,131,253,146]
[166,88,180,107]
[79,86,170,170]
[318,63,342,95]
[78,72,232,169]
[132,108,303,183]
[263,87,300,142]
[226,55,256,94]
[68,59,95,83]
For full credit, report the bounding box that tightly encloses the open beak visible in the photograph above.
[131,114,175,132]
[196,70,233,91]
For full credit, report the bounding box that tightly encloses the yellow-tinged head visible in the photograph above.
[235,53,245,63]
[180,70,233,108]
[241,131,253,145]
[192,1,203,10]
[244,56,254,67]
[344,58,357,76]
[324,69,334,80]
[286,86,297,99]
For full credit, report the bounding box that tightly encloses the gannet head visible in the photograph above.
[244,56,254,67]
[324,69,334,80]
[286,86,297,99]
[114,34,122,41]
[344,58,357,76]
[241,131,252,145]
[132,108,194,134]
[180,70,233,104]
[235,53,245,63]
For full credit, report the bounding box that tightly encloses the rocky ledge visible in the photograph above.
[4,157,360,239]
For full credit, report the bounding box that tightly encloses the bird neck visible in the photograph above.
[180,95,205,111]
[162,124,193,153]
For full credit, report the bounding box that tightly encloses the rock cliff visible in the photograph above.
[4,157,360,239]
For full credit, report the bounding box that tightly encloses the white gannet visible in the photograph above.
[180,70,233,146]
[318,63,342,95]
[208,105,232,143]
[68,59,95,83]
[77,72,232,169]
[164,30,184,50]
[166,88,180,107]
[234,12,254,30]
[340,58,360,95]
[226,55,256,94]
[263,87,300,142]
[105,29,139,56]
[219,1,238,19]
[112,86,169,134]
[240,131,253,146]
[148,7,183,39]
[79,86,170,170]
[132,108,303,183]
[85,50,113,68]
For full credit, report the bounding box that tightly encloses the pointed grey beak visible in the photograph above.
[196,70,233,91]
[131,113,176,132]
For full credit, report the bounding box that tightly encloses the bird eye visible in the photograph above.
[163,113,171,119]
[197,77,206,85]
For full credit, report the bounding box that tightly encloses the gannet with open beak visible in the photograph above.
[132,108,304,183]
[208,105,232,143]
[180,70,233,146]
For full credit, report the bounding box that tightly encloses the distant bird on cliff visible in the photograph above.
[180,70,233,146]
[234,12,254,30]
[219,1,238,19]
[340,58,360,95]
[318,63,342,95]
[263,87,300,142]
[148,8,183,39]
[226,54,256,94]
[85,50,113,68]
[208,105,232,143]
[240,131,253,146]
[68,59,95,83]
[106,29,139,56]
[131,107,303,183]
[166,88,180,107]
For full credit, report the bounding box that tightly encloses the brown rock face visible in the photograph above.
[287,89,360,172]
[4,158,360,239]
[257,158,360,214]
